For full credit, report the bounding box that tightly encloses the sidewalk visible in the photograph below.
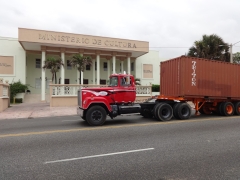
[0,103,77,120]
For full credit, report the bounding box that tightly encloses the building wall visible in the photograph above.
[135,50,162,85]
[0,37,26,84]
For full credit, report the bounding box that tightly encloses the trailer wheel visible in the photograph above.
[86,105,107,126]
[221,102,234,116]
[176,103,191,120]
[173,103,181,119]
[233,102,240,115]
[156,103,173,121]
[217,102,224,115]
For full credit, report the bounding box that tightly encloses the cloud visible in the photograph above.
[1,0,240,59]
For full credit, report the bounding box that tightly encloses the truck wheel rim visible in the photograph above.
[91,111,102,122]
[226,105,233,114]
[161,108,170,118]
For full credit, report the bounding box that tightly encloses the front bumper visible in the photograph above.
[77,107,84,117]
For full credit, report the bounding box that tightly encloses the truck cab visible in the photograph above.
[77,73,141,126]
[108,74,136,103]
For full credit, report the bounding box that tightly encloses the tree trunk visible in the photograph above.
[52,73,54,83]
[55,72,57,84]
[79,70,81,84]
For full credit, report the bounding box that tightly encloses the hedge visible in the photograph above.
[152,84,160,92]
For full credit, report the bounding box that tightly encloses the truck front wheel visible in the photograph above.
[86,106,107,126]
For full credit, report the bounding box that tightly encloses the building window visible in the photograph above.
[36,59,41,68]
[95,62,97,71]
[131,62,134,71]
[120,63,121,72]
[86,64,90,70]
[103,62,107,71]
[67,60,72,70]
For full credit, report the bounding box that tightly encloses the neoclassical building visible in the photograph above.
[0,28,162,102]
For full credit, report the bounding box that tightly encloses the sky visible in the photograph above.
[1,0,240,59]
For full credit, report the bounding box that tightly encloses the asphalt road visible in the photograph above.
[1,113,240,180]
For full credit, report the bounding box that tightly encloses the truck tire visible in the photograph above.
[86,105,107,126]
[234,102,240,115]
[153,103,162,120]
[156,103,173,121]
[173,103,181,119]
[221,102,234,116]
[176,103,191,120]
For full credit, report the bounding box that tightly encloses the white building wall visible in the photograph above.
[135,50,163,86]
[0,37,26,84]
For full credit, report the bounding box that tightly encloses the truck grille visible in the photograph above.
[78,89,82,108]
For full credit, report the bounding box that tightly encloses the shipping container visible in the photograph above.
[160,56,240,100]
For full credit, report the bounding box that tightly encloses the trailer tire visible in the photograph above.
[217,102,224,115]
[233,102,240,115]
[86,105,107,126]
[176,103,191,120]
[156,103,173,121]
[221,102,234,116]
[173,103,181,119]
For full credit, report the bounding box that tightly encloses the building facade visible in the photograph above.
[0,28,162,102]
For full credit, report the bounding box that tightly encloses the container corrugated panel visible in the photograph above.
[160,56,240,99]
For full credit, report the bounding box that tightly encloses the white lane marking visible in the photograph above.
[44,148,154,164]
[61,120,79,122]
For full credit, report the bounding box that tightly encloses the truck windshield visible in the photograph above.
[108,76,118,86]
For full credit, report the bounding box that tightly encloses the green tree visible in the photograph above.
[233,52,240,64]
[70,54,92,84]
[42,56,64,84]
[188,34,230,62]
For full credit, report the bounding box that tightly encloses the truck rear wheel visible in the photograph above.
[86,105,107,126]
[153,103,162,120]
[156,103,173,121]
[221,102,234,116]
[173,103,181,119]
[176,103,191,120]
[234,102,240,115]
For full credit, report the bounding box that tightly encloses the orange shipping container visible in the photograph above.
[160,56,240,99]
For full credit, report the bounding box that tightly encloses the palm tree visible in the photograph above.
[42,56,64,84]
[188,34,230,62]
[70,54,92,84]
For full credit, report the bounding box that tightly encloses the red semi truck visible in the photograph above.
[77,56,240,126]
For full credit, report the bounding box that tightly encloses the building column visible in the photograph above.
[79,50,84,84]
[41,48,46,101]
[112,52,117,74]
[107,57,111,79]
[120,58,124,74]
[92,56,96,84]
[60,48,65,84]
[127,53,131,75]
[96,51,101,85]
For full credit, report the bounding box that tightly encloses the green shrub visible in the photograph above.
[152,84,160,92]
[10,80,28,98]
